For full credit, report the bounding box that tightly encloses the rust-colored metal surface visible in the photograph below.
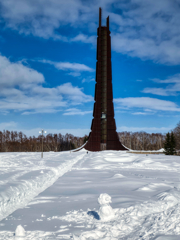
[84,8,128,151]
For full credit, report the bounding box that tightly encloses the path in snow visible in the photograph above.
[0,151,85,221]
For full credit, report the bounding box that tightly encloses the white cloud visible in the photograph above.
[132,112,154,115]
[0,0,85,38]
[71,34,96,44]
[82,77,95,83]
[142,88,171,96]
[63,108,92,115]
[1,0,180,64]
[0,55,93,114]
[0,121,17,130]
[111,33,180,65]
[57,83,93,104]
[16,127,90,137]
[114,97,180,112]
[0,125,171,136]
[142,73,180,96]
[68,72,81,77]
[0,0,116,39]
[152,74,180,84]
[110,0,180,64]
[0,55,44,87]
[40,60,94,72]
[0,122,90,136]
[22,109,61,115]
[117,126,172,134]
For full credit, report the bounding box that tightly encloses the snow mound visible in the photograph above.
[137,183,170,191]
[98,193,115,221]
[112,173,125,179]
[157,191,178,203]
[73,230,105,240]
[15,225,25,237]
[157,148,165,152]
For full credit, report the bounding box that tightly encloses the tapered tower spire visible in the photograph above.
[99,7,101,27]
[84,8,127,151]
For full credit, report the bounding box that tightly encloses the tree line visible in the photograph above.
[0,131,84,152]
[118,132,165,150]
[119,121,180,153]
[0,130,165,152]
[0,121,180,152]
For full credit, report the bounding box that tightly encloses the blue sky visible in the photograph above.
[0,0,180,137]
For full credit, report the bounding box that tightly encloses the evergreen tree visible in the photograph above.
[83,135,89,143]
[164,132,171,155]
[170,132,176,155]
[164,132,176,155]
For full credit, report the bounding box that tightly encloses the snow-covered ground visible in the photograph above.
[0,150,180,239]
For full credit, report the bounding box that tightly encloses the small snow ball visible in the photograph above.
[98,193,115,221]
[15,225,25,237]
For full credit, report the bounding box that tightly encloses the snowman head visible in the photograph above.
[98,193,112,205]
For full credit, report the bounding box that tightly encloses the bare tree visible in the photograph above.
[173,121,180,150]
[118,131,165,150]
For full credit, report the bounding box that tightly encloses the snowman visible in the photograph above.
[98,193,115,221]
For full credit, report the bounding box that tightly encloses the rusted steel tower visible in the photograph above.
[84,8,127,151]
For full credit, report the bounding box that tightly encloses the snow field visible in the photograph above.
[0,150,180,239]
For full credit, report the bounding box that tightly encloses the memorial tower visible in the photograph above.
[84,8,127,151]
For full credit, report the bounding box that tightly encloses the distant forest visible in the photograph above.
[118,132,165,150]
[0,130,166,152]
